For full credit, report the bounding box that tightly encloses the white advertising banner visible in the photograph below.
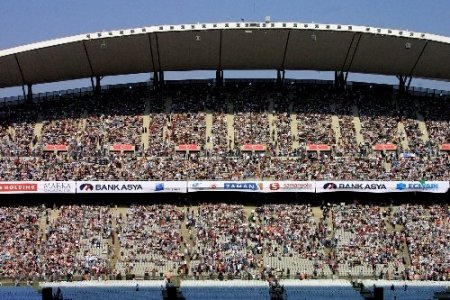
[316,181,449,193]
[316,181,390,193]
[76,181,187,193]
[261,181,316,193]
[187,181,316,193]
[0,181,76,194]
[386,181,449,193]
[188,181,264,192]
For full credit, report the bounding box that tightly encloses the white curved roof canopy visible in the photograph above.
[1,22,450,88]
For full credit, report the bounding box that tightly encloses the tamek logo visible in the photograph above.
[323,183,337,189]
[269,183,280,190]
[154,183,164,191]
[80,183,94,191]
[224,182,260,191]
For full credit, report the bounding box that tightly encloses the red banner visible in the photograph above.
[110,144,135,151]
[440,144,450,151]
[44,144,68,151]
[373,144,397,151]
[306,144,331,151]
[0,183,38,192]
[241,144,266,151]
[176,144,200,151]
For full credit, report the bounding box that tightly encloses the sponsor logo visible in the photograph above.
[155,183,183,192]
[80,183,143,191]
[269,183,280,190]
[323,183,386,190]
[80,183,94,191]
[323,183,337,189]
[190,182,221,190]
[396,183,407,190]
[280,183,313,190]
[190,182,208,190]
[43,182,73,193]
[94,184,143,191]
[0,183,38,192]
[396,182,439,191]
[224,182,259,191]
[154,183,164,191]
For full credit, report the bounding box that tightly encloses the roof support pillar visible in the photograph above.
[152,72,159,89]
[335,71,346,91]
[215,70,224,87]
[95,76,101,96]
[159,71,164,87]
[397,75,411,95]
[21,85,27,102]
[152,72,164,90]
[90,77,95,92]
[340,33,362,82]
[26,84,33,104]
[276,70,285,88]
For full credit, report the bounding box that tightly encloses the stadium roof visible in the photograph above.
[1,21,450,88]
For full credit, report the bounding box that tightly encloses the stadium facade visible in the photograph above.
[0,22,449,300]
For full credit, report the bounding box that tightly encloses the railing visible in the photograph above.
[0,271,412,285]
[0,79,449,108]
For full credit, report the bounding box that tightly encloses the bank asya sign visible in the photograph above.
[80,183,143,192]
[323,182,387,190]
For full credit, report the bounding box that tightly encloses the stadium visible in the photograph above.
[0,6,450,300]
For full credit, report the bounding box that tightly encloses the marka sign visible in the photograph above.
[42,182,74,193]
[0,182,76,194]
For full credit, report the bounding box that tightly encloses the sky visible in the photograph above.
[1,0,450,97]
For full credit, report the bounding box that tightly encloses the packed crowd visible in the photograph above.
[233,90,271,149]
[0,206,44,279]
[38,98,84,155]
[188,204,262,279]
[77,94,144,157]
[41,205,112,280]
[0,84,449,180]
[208,93,230,155]
[257,204,332,278]
[295,91,335,146]
[422,98,450,147]
[393,204,450,281]
[117,205,186,276]
[331,204,406,278]
[272,94,294,156]
[0,205,112,281]
[0,203,448,282]
[358,94,401,146]
[168,90,206,147]
[398,97,428,155]
[0,107,37,157]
